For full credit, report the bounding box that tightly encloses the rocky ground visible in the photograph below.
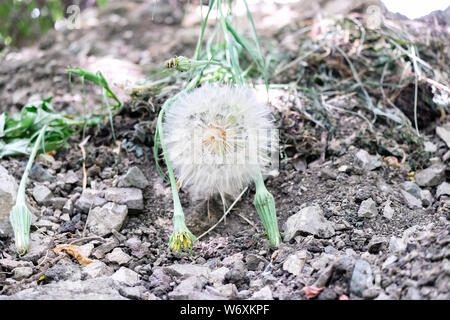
[0,0,449,300]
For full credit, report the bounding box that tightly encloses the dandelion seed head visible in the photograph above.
[163,84,277,199]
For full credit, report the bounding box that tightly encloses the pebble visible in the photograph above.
[106,248,132,265]
[283,205,335,241]
[12,267,33,280]
[250,286,273,300]
[383,201,395,219]
[86,202,128,236]
[400,190,422,209]
[245,254,268,271]
[32,185,53,204]
[117,166,149,189]
[111,267,140,286]
[358,198,378,219]
[104,188,144,211]
[399,181,422,199]
[367,236,387,254]
[82,261,114,279]
[420,190,433,207]
[74,188,106,213]
[63,170,79,184]
[354,149,382,171]
[282,251,307,276]
[30,165,55,182]
[389,237,407,253]
[163,264,210,279]
[424,141,437,153]
[414,163,446,187]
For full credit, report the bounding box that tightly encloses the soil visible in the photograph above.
[0,0,449,300]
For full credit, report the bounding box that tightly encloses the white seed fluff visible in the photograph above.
[163,85,277,199]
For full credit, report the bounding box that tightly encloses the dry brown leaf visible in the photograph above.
[302,286,323,299]
[53,244,95,266]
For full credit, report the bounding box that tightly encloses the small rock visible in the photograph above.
[319,168,337,180]
[30,165,55,182]
[0,259,33,270]
[60,213,70,222]
[12,267,33,280]
[389,237,407,253]
[111,267,140,286]
[106,248,132,265]
[383,202,395,220]
[350,259,374,297]
[86,202,128,236]
[209,267,230,286]
[125,238,148,259]
[83,261,114,278]
[245,254,268,271]
[250,285,273,300]
[92,238,119,259]
[78,243,94,258]
[368,236,387,254]
[45,260,82,282]
[354,149,382,171]
[163,264,210,278]
[436,126,450,148]
[117,166,149,189]
[23,232,51,263]
[222,253,244,266]
[358,198,378,219]
[62,200,73,215]
[282,251,307,276]
[168,276,221,300]
[414,164,446,187]
[50,197,67,210]
[104,188,144,211]
[283,205,335,241]
[399,181,422,199]
[436,182,450,198]
[75,188,106,213]
[362,287,380,299]
[424,141,437,153]
[119,286,142,300]
[382,255,397,269]
[63,170,79,184]
[420,190,433,207]
[400,190,422,209]
[32,185,53,204]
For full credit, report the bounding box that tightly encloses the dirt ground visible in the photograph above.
[0,0,449,300]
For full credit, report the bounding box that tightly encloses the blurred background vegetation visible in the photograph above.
[0,0,106,48]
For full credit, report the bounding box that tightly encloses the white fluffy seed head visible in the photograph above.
[163,84,278,199]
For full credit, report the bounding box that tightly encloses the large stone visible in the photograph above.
[104,188,144,211]
[0,277,125,300]
[0,165,18,234]
[283,205,335,241]
[86,202,128,236]
[414,164,446,187]
[75,188,106,213]
[118,166,149,189]
[358,198,378,218]
[354,149,382,171]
